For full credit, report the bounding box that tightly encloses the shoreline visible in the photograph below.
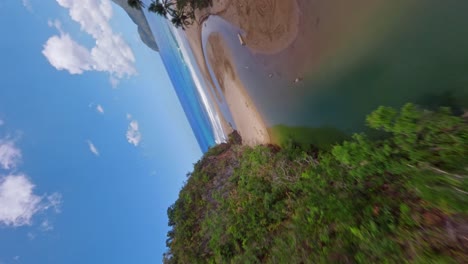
[206,33,270,145]
[183,12,234,141]
[183,0,300,145]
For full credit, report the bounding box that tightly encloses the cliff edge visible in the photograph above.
[111,0,159,52]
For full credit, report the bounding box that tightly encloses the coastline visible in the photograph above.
[206,33,270,145]
[183,0,300,145]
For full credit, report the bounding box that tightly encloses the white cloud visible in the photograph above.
[126,120,141,146]
[40,219,53,231]
[96,104,104,114]
[47,19,63,33]
[87,140,99,156]
[0,175,62,227]
[109,76,120,88]
[43,0,136,83]
[0,139,21,170]
[43,192,62,213]
[42,33,93,75]
[22,0,33,12]
[0,135,62,229]
[27,232,36,240]
[0,119,4,126]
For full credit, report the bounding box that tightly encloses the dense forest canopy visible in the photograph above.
[163,104,468,263]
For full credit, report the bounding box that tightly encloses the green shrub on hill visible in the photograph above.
[164,104,468,263]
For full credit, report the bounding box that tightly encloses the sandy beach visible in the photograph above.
[216,0,299,54]
[183,0,301,145]
[206,33,270,145]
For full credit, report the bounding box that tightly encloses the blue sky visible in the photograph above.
[0,0,202,263]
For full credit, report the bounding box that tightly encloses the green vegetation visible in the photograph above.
[163,104,468,263]
[269,125,349,151]
[127,0,212,29]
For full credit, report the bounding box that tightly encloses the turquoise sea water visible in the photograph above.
[144,13,222,152]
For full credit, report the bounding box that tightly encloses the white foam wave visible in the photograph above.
[170,26,228,144]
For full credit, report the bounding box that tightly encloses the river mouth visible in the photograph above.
[202,0,468,143]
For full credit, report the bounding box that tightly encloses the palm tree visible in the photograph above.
[162,0,175,9]
[148,1,168,17]
[169,9,195,30]
[144,0,196,30]
[171,15,185,29]
[127,0,145,9]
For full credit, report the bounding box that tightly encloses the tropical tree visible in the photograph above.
[170,15,185,29]
[127,0,145,10]
[148,1,168,17]
[171,10,193,30]
[148,0,177,17]
[129,0,205,29]
[161,0,175,9]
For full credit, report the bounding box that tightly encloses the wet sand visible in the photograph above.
[206,34,270,145]
[183,5,233,138]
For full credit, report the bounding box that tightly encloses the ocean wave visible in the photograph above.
[170,27,228,144]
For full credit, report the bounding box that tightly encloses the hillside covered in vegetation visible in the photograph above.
[163,104,468,263]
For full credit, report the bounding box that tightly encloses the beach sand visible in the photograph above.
[206,33,270,145]
[183,0,300,145]
[217,0,299,54]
